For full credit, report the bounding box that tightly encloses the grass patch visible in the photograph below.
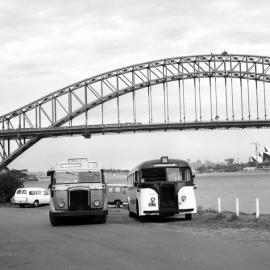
[214,212,226,220]
[178,210,270,232]
[227,213,239,222]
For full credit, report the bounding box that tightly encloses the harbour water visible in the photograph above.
[25,171,270,214]
[195,171,270,214]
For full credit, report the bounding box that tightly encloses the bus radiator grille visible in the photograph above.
[160,184,177,210]
[69,190,89,211]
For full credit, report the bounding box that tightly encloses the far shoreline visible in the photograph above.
[195,170,270,177]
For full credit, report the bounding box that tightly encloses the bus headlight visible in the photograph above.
[181,195,187,202]
[148,197,156,207]
[58,201,65,208]
[93,200,100,207]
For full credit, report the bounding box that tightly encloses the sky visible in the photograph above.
[1,0,270,171]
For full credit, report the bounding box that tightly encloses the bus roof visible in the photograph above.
[129,157,190,175]
[52,158,101,172]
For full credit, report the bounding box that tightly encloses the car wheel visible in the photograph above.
[185,213,192,220]
[33,200,39,207]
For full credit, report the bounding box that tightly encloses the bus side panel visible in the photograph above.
[127,187,137,214]
[138,188,159,216]
[178,186,197,213]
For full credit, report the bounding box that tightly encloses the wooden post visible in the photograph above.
[218,197,221,213]
[235,198,239,217]
[256,198,260,219]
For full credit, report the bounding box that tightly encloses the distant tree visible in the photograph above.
[224,158,234,166]
[0,169,26,202]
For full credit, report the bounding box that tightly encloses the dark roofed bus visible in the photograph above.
[126,156,197,221]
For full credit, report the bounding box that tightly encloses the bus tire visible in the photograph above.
[19,204,25,208]
[136,200,145,222]
[136,200,139,217]
[128,203,135,217]
[114,200,121,208]
[129,210,136,217]
[97,214,107,224]
[49,212,60,226]
[185,214,192,220]
[33,200,39,207]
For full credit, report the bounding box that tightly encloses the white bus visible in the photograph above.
[127,156,197,221]
[47,158,108,226]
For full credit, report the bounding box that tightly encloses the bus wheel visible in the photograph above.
[185,214,192,220]
[129,210,136,218]
[136,200,139,217]
[33,200,39,207]
[19,204,25,208]
[97,214,107,224]
[136,200,145,222]
[49,212,60,226]
[114,200,121,208]
[128,203,134,217]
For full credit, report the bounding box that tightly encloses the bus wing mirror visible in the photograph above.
[47,170,53,176]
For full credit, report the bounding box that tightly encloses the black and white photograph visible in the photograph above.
[1,0,270,269]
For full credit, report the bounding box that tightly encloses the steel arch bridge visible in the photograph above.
[1,53,270,169]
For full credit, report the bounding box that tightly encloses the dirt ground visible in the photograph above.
[1,205,270,270]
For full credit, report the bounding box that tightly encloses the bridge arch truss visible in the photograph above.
[1,53,270,168]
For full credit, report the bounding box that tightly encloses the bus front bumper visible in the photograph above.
[143,208,195,215]
[49,210,108,217]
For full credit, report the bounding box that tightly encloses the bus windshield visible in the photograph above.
[55,171,101,184]
[141,167,192,183]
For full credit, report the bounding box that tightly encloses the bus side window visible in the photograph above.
[133,172,138,186]
[185,169,191,181]
[128,175,133,187]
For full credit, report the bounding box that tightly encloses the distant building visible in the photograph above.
[250,146,270,165]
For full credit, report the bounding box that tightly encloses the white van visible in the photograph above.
[12,188,50,207]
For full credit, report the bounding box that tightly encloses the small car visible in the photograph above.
[11,188,50,207]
